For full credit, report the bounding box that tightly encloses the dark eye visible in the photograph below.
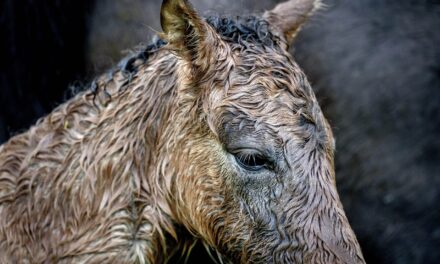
[272,70,284,78]
[234,152,270,171]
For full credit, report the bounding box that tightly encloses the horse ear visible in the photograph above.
[264,0,321,44]
[160,0,210,62]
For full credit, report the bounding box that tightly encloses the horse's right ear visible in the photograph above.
[160,0,212,63]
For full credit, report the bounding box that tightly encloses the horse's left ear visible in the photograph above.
[161,0,212,64]
[264,0,321,44]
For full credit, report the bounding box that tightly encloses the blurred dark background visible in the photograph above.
[1,0,439,263]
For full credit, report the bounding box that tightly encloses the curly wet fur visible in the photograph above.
[0,1,364,263]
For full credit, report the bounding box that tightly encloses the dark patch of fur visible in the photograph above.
[205,15,277,47]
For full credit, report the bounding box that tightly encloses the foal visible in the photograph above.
[0,0,365,263]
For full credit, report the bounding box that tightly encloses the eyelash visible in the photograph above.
[234,152,271,171]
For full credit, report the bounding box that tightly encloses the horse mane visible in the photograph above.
[82,15,277,102]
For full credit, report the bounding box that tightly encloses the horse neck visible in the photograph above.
[0,50,181,258]
[70,50,181,208]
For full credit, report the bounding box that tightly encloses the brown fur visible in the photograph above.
[0,0,365,263]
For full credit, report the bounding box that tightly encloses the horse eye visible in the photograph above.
[272,71,283,78]
[234,152,269,171]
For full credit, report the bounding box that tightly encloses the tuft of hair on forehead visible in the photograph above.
[205,15,280,48]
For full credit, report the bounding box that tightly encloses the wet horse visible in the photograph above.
[0,0,365,263]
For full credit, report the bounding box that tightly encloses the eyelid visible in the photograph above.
[229,146,275,161]
[229,147,263,155]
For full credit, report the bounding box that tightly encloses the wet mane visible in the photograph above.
[87,15,277,98]
[205,15,277,47]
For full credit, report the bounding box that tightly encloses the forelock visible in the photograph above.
[205,15,280,48]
